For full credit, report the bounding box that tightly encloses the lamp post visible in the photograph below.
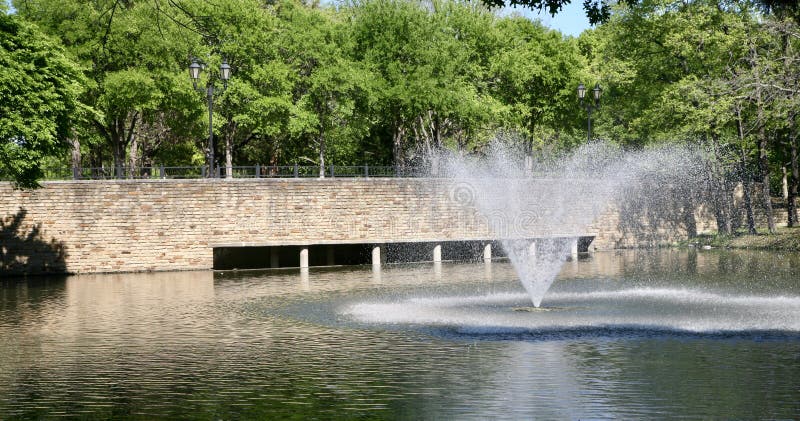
[189,58,231,177]
[578,83,602,142]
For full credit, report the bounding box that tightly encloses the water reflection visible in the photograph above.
[300,267,310,291]
[371,265,382,284]
[0,250,798,419]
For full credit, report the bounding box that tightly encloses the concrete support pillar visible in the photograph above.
[371,245,382,268]
[326,247,335,266]
[371,246,383,283]
[270,248,279,269]
[433,244,442,263]
[300,247,309,268]
[484,260,493,281]
[483,243,492,261]
[570,238,579,259]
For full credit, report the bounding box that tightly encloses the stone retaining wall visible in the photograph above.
[1,179,785,275]
[1,179,516,274]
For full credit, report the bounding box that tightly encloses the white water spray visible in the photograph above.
[436,138,704,307]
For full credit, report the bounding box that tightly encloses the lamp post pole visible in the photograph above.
[578,83,602,142]
[207,83,214,177]
[587,102,593,142]
[189,58,231,178]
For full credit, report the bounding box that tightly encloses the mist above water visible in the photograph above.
[431,138,705,307]
[345,286,800,334]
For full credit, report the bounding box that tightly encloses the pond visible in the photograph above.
[1,249,799,419]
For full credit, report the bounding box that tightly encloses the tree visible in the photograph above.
[348,0,442,166]
[583,0,781,233]
[278,1,373,176]
[0,12,84,188]
[490,16,585,152]
[766,17,800,227]
[417,0,508,156]
[348,0,510,166]
[15,0,205,177]
[187,0,292,177]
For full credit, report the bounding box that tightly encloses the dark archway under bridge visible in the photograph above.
[211,237,595,270]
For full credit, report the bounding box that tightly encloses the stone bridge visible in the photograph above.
[0,178,670,275]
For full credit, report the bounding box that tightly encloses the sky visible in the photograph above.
[504,0,594,37]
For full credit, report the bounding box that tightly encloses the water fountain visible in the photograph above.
[338,139,800,338]
[438,139,704,307]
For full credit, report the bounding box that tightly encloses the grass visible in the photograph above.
[683,226,800,252]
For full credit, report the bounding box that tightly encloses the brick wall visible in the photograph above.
[2,179,502,274]
[3,178,780,275]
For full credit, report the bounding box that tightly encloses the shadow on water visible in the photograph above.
[0,276,68,327]
[1,208,67,276]
[425,325,800,343]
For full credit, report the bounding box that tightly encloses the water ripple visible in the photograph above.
[1,256,799,419]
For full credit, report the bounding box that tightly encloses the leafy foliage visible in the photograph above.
[4,0,800,233]
[0,13,83,187]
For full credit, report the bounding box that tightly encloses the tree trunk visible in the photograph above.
[722,178,736,233]
[225,135,233,179]
[392,119,405,170]
[710,134,732,234]
[683,194,698,239]
[109,112,138,179]
[90,147,103,178]
[712,182,731,235]
[70,137,81,179]
[224,125,233,180]
[789,119,799,227]
[112,133,124,179]
[737,110,757,234]
[782,31,798,227]
[741,172,757,235]
[126,113,140,178]
[527,116,536,155]
[128,132,139,178]
[754,55,776,233]
[413,117,426,155]
[110,116,123,178]
[454,127,466,153]
[433,112,441,150]
[318,131,326,179]
[758,133,776,234]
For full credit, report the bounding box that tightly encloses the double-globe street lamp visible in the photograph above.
[189,58,231,177]
[577,83,602,142]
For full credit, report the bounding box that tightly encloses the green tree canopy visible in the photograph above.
[0,13,84,187]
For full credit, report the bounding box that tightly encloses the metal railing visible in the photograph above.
[11,165,417,181]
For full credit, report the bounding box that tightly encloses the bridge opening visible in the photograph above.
[213,238,592,270]
[382,240,507,263]
[578,236,594,253]
[213,240,514,270]
[213,244,372,270]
